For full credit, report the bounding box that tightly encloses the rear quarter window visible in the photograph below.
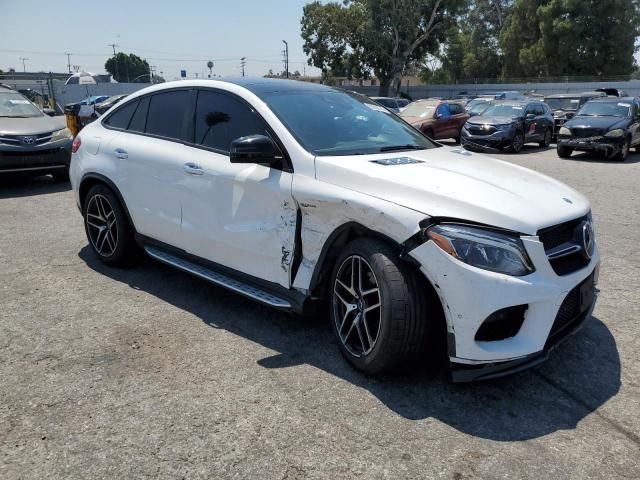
[103,100,139,129]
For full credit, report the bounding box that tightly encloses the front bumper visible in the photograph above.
[0,139,72,174]
[557,135,623,156]
[460,126,515,151]
[408,234,599,381]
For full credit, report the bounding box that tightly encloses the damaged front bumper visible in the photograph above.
[557,135,624,157]
[408,236,599,382]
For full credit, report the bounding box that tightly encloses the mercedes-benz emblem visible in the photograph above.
[20,136,36,145]
[581,221,595,259]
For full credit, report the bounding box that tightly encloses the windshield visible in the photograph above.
[545,97,580,111]
[576,101,630,117]
[0,92,43,118]
[400,102,436,118]
[481,104,524,118]
[264,90,436,156]
[465,98,489,110]
[469,102,492,115]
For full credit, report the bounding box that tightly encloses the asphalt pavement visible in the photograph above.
[1,144,639,479]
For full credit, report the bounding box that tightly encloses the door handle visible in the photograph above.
[183,162,204,175]
[114,148,128,159]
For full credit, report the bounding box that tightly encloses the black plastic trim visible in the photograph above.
[79,172,136,228]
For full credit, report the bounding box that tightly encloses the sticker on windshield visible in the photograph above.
[365,103,388,112]
[570,99,579,103]
[9,99,30,105]
[511,106,523,110]
[618,103,631,107]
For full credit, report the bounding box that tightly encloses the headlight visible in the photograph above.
[604,128,624,138]
[426,224,534,276]
[558,126,571,136]
[51,127,73,142]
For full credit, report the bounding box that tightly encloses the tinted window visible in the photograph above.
[104,100,138,129]
[194,90,270,152]
[145,90,190,139]
[376,98,398,109]
[534,104,545,115]
[449,103,464,115]
[128,96,149,133]
[263,90,436,156]
[577,101,631,117]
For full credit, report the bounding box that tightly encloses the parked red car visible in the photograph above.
[400,100,470,142]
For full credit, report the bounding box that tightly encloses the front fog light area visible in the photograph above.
[426,223,534,276]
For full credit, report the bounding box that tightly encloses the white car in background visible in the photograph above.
[70,79,599,381]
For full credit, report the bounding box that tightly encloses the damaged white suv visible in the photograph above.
[70,79,599,381]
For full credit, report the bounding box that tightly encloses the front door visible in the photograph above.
[179,89,296,288]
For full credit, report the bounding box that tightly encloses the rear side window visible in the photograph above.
[145,90,190,140]
[194,90,270,153]
[128,96,150,133]
[104,100,139,129]
[449,103,463,115]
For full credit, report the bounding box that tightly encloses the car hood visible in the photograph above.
[399,115,428,125]
[466,115,517,125]
[314,147,589,234]
[564,115,629,130]
[0,114,66,135]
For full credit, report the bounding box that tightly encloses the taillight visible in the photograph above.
[71,136,81,154]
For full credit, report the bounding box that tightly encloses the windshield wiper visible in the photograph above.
[379,144,427,152]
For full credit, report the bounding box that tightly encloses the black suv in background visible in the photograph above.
[544,92,605,139]
[556,97,640,162]
[461,100,554,152]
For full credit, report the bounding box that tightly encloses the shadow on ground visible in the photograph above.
[80,246,621,442]
[0,174,70,199]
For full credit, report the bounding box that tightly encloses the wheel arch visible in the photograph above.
[79,173,136,230]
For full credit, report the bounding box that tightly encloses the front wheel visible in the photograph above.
[557,146,573,158]
[83,184,137,266]
[612,137,630,162]
[330,238,429,374]
[539,129,552,148]
[509,131,524,153]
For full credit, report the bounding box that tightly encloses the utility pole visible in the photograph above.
[19,57,29,72]
[65,53,72,74]
[282,40,289,78]
[108,43,119,81]
[240,57,246,77]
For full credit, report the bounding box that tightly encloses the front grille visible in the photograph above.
[571,128,603,138]
[548,272,595,340]
[467,125,496,136]
[0,147,63,157]
[538,215,591,275]
[0,132,54,146]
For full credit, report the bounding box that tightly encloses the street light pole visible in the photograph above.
[282,40,289,79]
[19,57,29,72]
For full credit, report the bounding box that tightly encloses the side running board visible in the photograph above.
[144,246,292,309]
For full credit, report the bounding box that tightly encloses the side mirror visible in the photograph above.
[230,134,281,164]
[525,113,536,120]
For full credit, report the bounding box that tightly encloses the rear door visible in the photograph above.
[114,89,191,247]
[523,103,540,141]
[631,100,640,147]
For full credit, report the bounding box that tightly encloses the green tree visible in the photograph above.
[301,0,464,96]
[500,0,640,78]
[105,53,151,83]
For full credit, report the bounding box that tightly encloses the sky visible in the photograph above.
[0,0,322,80]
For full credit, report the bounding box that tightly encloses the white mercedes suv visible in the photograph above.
[70,79,599,381]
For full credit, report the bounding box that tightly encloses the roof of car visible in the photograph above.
[219,77,335,95]
[544,92,605,99]
[587,96,636,103]
[492,99,536,106]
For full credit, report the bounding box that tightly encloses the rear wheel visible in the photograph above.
[330,238,430,374]
[509,131,524,153]
[539,129,552,148]
[557,146,573,158]
[83,184,137,266]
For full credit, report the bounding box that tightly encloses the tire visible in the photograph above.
[557,146,573,158]
[52,168,69,182]
[509,131,524,153]
[329,238,430,374]
[539,129,552,148]
[612,137,630,162]
[83,184,137,266]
